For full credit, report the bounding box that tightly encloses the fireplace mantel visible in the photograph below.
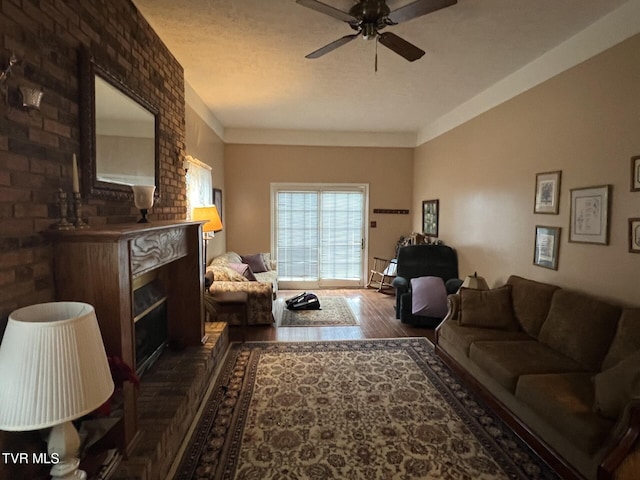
[45,220,205,454]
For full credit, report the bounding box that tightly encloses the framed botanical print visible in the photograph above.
[422,199,439,237]
[534,225,560,270]
[629,218,640,253]
[631,156,640,192]
[569,185,611,245]
[534,170,561,214]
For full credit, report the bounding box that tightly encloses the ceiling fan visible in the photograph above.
[296,0,457,62]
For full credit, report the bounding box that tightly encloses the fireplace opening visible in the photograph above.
[133,276,168,376]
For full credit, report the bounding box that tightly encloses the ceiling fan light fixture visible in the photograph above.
[362,23,377,40]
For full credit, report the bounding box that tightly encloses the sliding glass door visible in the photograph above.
[272,184,368,289]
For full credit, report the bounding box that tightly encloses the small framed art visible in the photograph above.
[534,225,560,270]
[534,170,561,214]
[213,188,223,225]
[422,199,439,237]
[629,218,640,253]
[569,185,611,245]
[631,156,640,192]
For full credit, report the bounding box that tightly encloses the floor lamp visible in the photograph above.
[192,205,223,265]
[0,302,114,480]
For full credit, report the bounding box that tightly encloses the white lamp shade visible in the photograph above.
[0,302,114,431]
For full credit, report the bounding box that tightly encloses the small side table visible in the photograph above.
[209,291,249,342]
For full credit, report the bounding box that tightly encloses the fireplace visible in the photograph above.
[45,221,205,453]
[133,274,168,376]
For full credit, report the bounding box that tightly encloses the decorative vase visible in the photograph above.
[132,185,156,223]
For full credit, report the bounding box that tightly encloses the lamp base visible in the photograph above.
[47,421,87,480]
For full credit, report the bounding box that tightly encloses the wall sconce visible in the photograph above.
[19,85,44,110]
[0,52,18,106]
[0,52,18,84]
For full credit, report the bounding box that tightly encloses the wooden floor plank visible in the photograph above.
[226,288,436,343]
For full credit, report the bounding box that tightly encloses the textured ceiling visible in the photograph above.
[133,0,630,139]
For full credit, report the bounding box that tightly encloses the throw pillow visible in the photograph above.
[228,262,257,281]
[538,289,621,372]
[241,253,269,273]
[459,286,517,330]
[593,350,640,419]
[411,276,448,318]
[262,252,273,271]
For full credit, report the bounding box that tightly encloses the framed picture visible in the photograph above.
[569,185,611,245]
[629,218,640,253]
[534,225,560,270]
[422,199,439,237]
[213,188,223,226]
[534,170,561,214]
[631,156,640,192]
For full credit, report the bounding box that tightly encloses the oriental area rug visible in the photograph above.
[279,296,358,327]
[173,339,559,480]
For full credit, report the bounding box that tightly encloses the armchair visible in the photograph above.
[391,244,462,327]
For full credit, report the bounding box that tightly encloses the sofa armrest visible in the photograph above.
[435,294,460,345]
[599,398,640,480]
[209,280,273,298]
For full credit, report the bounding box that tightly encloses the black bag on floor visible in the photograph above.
[286,292,321,310]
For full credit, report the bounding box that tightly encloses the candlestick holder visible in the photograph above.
[52,189,74,231]
[132,185,156,223]
[72,192,89,229]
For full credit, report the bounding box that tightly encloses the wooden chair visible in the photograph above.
[366,257,397,293]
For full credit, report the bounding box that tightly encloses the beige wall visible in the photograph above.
[413,33,640,306]
[185,104,227,259]
[224,144,414,272]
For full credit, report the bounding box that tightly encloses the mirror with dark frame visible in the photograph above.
[79,49,159,201]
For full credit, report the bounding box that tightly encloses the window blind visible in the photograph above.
[275,186,365,284]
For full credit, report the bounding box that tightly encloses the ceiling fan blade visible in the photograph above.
[305,34,359,59]
[296,0,357,23]
[387,0,457,24]
[378,32,425,62]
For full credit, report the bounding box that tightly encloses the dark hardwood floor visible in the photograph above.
[226,288,437,343]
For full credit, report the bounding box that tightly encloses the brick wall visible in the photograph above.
[0,0,186,334]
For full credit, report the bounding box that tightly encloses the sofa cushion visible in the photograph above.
[469,340,586,392]
[438,321,533,357]
[601,308,640,370]
[516,373,614,455]
[593,350,640,419]
[458,286,518,330]
[411,276,448,318]
[507,275,559,338]
[220,251,243,264]
[538,290,621,371]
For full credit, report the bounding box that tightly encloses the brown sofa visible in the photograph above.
[435,275,640,480]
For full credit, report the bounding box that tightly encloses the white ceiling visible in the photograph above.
[132,0,638,146]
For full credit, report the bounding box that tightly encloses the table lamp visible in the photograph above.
[0,302,115,480]
[460,272,489,290]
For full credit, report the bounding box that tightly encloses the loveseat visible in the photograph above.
[435,275,640,480]
[205,251,277,325]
